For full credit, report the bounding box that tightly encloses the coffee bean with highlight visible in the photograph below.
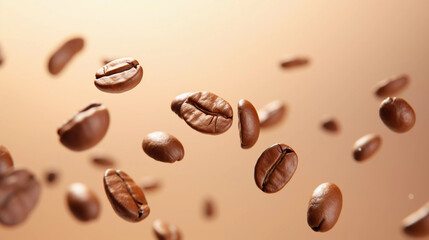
[258,100,286,128]
[238,99,260,149]
[321,117,340,133]
[307,182,342,232]
[374,74,409,98]
[153,219,182,240]
[48,37,84,75]
[379,97,416,133]
[0,145,13,175]
[142,132,184,163]
[280,55,309,69]
[171,92,193,118]
[104,169,150,222]
[403,201,429,237]
[67,183,100,222]
[254,144,298,193]
[353,134,381,161]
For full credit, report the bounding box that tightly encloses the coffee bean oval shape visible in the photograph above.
[57,103,110,151]
[353,134,381,161]
[171,92,193,118]
[379,97,416,133]
[142,132,184,163]
[307,182,342,232]
[0,45,4,66]
[104,169,150,222]
[280,55,309,69]
[92,155,115,168]
[238,99,260,149]
[403,201,429,237]
[180,91,233,134]
[139,176,161,192]
[0,169,41,226]
[321,117,340,133]
[67,183,100,222]
[48,37,84,75]
[95,57,143,93]
[203,197,216,219]
[153,219,182,240]
[374,74,409,98]
[258,100,286,128]
[45,169,59,184]
[254,144,298,193]
[0,145,13,175]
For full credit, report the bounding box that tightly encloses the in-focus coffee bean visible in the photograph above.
[258,100,286,128]
[0,145,13,175]
[67,183,100,222]
[104,169,150,222]
[142,132,184,163]
[203,197,216,219]
[92,155,115,168]
[180,91,233,134]
[403,201,429,237]
[171,92,193,118]
[95,57,143,93]
[153,219,182,240]
[280,55,309,69]
[0,169,41,226]
[238,99,260,149]
[139,176,161,192]
[321,117,340,133]
[353,134,381,161]
[307,182,342,232]
[57,103,110,151]
[374,74,409,98]
[48,37,84,75]
[44,169,59,184]
[254,144,298,193]
[379,97,416,133]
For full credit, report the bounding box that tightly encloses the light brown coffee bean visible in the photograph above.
[374,74,409,98]
[353,134,381,161]
[92,155,115,168]
[139,176,161,192]
[321,117,340,133]
[48,37,84,75]
[403,201,429,237]
[67,183,100,222]
[142,132,184,163]
[203,197,216,219]
[280,55,309,69]
[171,92,193,118]
[307,182,342,232]
[379,97,416,133]
[153,219,182,240]
[258,100,286,128]
[0,145,13,175]
[238,99,260,149]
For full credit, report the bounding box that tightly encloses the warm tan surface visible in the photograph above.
[1,0,429,239]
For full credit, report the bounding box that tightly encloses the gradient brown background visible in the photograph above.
[1,0,429,239]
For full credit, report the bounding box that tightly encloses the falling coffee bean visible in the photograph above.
[48,37,84,75]
[352,134,381,161]
[153,219,182,240]
[238,99,260,149]
[279,55,309,69]
[0,45,4,66]
[139,176,161,192]
[171,92,193,118]
[44,169,59,184]
[142,132,184,163]
[403,201,429,237]
[66,183,100,222]
[374,74,409,98]
[321,117,340,133]
[258,100,286,128]
[0,145,13,175]
[92,155,115,168]
[203,197,216,219]
[379,97,416,133]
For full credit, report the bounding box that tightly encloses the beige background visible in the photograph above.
[1,0,429,239]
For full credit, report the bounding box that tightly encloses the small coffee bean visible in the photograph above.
[92,155,115,168]
[95,57,143,93]
[0,45,4,66]
[57,103,110,151]
[48,37,84,75]
[0,145,13,175]
[280,55,309,69]
[142,132,184,163]
[352,134,381,161]
[321,117,340,133]
[103,169,150,222]
[171,92,193,118]
[44,169,59,184]
[66,183,100,222]
[180,91,233,134]
[203,197,216,219]
[238,99,260,149]
[153,219,182,240]
[374,74,409,98]
[139,176,161,192]
[0,169,41,226]
[254,144,298,193]
[403,201,429,237]
[258,100,286,128]
[379,97,416,133]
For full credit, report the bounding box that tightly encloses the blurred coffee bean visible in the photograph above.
[403,201,429,237]
[153,219,182,240]
[0,45,4,66]
[44,169,59,184]
[353,134,381,161]
[280,55,309,69]
[375,74,409,98]
[139,176,161,192]
[171,92,193,118]
[142,132,184,163]
[238,99,260,149]
[203,197,216,219]
[48,37,84,75]
[0,145,13,175]
[321,117,340,133]
[379,97,416,133]
[67,183,100,222]
[258,100,286,128]
[92,155,115,168]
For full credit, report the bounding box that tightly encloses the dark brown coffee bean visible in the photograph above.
[95,58,143,93]
[374,74,409,98]
[280,56,309,69]
[0,145,13,175]
[139,176,161,192]
[353,134,381,161]
[153,219,182,240]
[57,103,110,151]
[0,169,41,226]
[180,91,233,134]
[321,117,340,133]
[92,155,115,168]
[142,132,184,163]
[67,183,100,222]
[238,99,260,149]
[403,201,429,237]
[171,92,193,118]
[203,197,216,219]
[258,100,286,128]
[48,37,84,75]
[254,144,298,193]
[44,169,59,184]
[104,169,150,222]
[307,182,342,232]
[379,97,416,133]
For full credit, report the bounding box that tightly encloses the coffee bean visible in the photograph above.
[307,182,342,232]
[0,169,41,226]
[0,45,4,66]
[321,117,340,133]
[95,58,143,93]
[280,55,309,69]
[142,132,184,163]
[379,97,416,133]
[92,155,115,168]
[203,197,216,219]
[254,144,298,193]
[353,134,381,161]
[403,201,429,237]
[103,169,150,222]
[0,145,13,175]
[67,183,100,222]
[238,99,260,149]
[139,176,161,192]
[374,74,409,98]
[258,100,286,128]
[180,91,233,134]
[57,103,110,151]
[48,37,84,75]
[153,219,182,240]
[171,92,193,118]
[44,169,59,184]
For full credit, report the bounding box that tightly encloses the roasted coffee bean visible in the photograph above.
[238,99,260,149]
[180,91,233,134]
[321,117,340,133]
[67,183,100,222]
[203,197,216,219]
[44,169,59,184]
[379,97,416,133]
[0,169,41,226]
[139,176,161,192]
[353,134,381,161]
[375,74,409,98]
[258,100,286,128]
[254,144,298,193]
[280,55,309,69]
[95,57,143,93]
[57,103,110,151]
[92,155,115,168]
[0,45,4,66]
[48,37,84,75]
[403,201,429,237]
[0,145,13,175]
[104,169,150,222]
[307,182,342,232]
[153,219,182,240]
[142,132,184,163]
[171,92,193,118]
